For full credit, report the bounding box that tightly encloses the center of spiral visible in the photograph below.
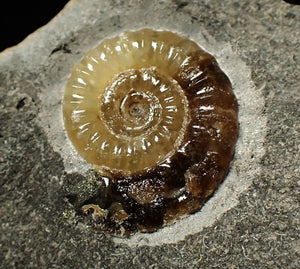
[129,103,146,118]
[100,69,164,137]
[120,92,152,126]
[95,67,189,172]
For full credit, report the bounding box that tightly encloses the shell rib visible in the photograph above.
[63,29,238,235]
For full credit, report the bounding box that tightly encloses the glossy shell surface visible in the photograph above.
[63,29,238,235]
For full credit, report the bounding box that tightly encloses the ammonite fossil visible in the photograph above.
[63,29,238,235]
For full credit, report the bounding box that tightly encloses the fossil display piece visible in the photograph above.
[63,29,238,235]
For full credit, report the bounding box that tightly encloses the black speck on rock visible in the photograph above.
[16,97,26,110]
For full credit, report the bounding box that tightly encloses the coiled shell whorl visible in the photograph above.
[63,29,238,235]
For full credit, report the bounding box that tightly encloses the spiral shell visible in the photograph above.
[63,29,238,235]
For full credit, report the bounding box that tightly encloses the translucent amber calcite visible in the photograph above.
[63,29,238,236]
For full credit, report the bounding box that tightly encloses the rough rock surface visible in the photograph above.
[0,0,299,268]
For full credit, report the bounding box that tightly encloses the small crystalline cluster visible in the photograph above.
[63,29,238,235]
